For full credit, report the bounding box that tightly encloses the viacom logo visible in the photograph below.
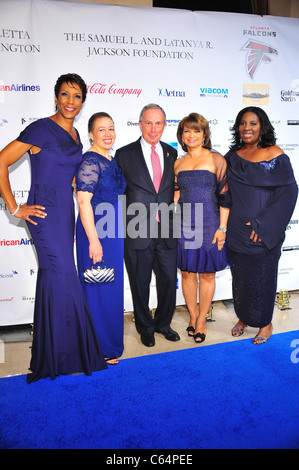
[199,87,228,98]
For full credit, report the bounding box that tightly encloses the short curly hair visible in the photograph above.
[54,73,87,103]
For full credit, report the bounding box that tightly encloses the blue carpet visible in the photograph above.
[0,330,299,450]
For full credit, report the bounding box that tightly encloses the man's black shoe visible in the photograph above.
[155,327,180,342]
[140,332,155,347]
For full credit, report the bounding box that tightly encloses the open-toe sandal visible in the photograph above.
[231,326,245,337]
[105,357,119,365]
[193,332,206,344]
[186,326,195,337]
[252,335,271,344]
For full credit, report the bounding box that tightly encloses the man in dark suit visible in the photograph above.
[115,104,180,347]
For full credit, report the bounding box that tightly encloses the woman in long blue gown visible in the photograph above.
[0,74,107,382]
[76,113,126,364]
[175,113,231,344]
[225,107,298,344]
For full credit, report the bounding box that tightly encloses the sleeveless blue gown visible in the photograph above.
[17,118,107,383]
[75,152,126,359]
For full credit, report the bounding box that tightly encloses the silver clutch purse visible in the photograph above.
[83,260,114,284]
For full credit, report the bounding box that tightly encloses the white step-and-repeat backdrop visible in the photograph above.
[1,0,299,325]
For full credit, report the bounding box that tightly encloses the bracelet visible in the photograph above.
[11,204,20,216]
[218,226,227,233]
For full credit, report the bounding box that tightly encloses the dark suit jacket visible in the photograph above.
[115,138,178,249]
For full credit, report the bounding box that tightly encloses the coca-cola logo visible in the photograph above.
[87,83,142,98]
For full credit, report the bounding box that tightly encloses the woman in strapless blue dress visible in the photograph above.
[0,74,107,382]
[75,112,126,365]
[175,113,231,343]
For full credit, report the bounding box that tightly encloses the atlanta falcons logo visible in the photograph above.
[242,40,278,79]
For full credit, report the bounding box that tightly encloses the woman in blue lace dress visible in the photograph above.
[175,113,231,344]
[225,107,298,343]
[76,112,126,364]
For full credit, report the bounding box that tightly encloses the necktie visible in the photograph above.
[150,145,162,193]
[151,145,162,222]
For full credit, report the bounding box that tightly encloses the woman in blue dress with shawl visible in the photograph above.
[225,107,298,344]
[0,74,107,382]
[175,113,231,344]
[76,113,126,365]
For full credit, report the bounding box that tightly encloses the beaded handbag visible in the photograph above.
[83,260,114,283]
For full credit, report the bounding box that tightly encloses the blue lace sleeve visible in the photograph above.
[76,152,101,193]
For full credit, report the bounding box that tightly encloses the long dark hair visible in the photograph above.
[54,73,87,103]
[229,106,276,150]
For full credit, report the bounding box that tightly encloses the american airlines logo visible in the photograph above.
[0,238,34,246]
